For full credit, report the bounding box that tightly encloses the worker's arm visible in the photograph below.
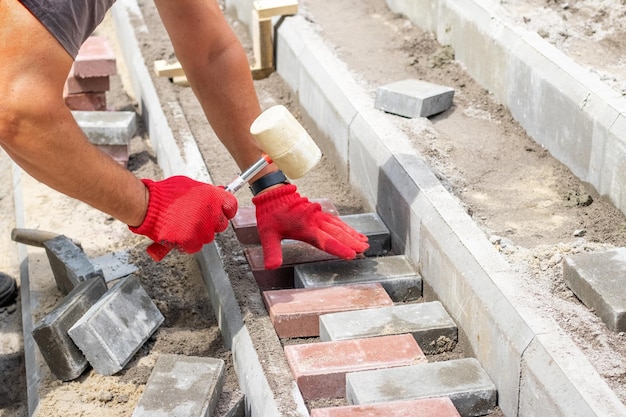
[0,0,147,226]
[0,1,237,262]
[154,0,277,182]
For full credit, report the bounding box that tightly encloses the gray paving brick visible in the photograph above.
[68,274,164,376]
[319,301,457,354]
[132,354,225,417]
[340,213,391,256]
[375,79,454,118]
[346,358,496,417]
[294,255,422,302]
[43,235,104,295]
[563,248,626,332]
[32,276,108,381]
[72,110,137,145]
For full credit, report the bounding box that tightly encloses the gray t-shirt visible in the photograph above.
[19,0,116,59]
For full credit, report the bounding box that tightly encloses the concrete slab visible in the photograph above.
[263,283,394,338]
[43,235,104,295]
[375,79,454,118]
[310,398,461,417]
[72,111,137,145]
[319,301,457,354]
[68,274,164,376]
[346,358,497,417]
[284,334,426,400]
[132,354,225,417]
[563,248,626,332]
[294,255,422,302]
[32,276,108,381]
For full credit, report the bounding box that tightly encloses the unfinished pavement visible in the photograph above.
[10,0,626,416]
[111,0,626,416]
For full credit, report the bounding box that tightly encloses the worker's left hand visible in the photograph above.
[252,184,369,269]
[129,176,238,261]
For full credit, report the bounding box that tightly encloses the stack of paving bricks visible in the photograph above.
[231,201,498,416]
[31,235,163,381]
[64,35,116,111]
[64,36,136,167]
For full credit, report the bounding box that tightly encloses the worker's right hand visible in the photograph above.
[129,176,238,261]
[253,184,370,270]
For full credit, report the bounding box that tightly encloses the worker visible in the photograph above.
[0,0,369,270]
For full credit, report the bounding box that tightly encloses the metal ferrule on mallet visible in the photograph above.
[225,105,322,193]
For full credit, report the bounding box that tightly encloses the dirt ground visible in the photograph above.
[2,0,626,416]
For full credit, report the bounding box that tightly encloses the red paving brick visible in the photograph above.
[244,242,339,291]
[64,92,107,111]
[310,398,461,417]
[263,283,393,338]
[64,75,110,95]
[284,334,426,400]
[73,36,117,78]
[232,198,338,245]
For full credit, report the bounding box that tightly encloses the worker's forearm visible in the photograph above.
[154,0,275,181]
[1,108,147,227]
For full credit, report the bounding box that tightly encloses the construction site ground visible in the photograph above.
[1,0,626,416]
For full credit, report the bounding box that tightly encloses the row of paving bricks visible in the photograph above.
[231,200,498,417]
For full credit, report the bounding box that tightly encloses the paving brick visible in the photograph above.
[32,276,108,381]
[64,75,110,95]
[285,334,426,400]
[263,283,393,338]
[73,35,117,78]
[310,397,461,417]
[132,354,224,417]
[294,255,422,302]
[563,248,626,332]
[346,358,497,417]
[68,275,164,376]
[232,198,338,245]
[73,111,137,145]
[340,213,391,256]
[319,301,457,354]
[43,235,104,295]
[244,242,337,291]
[64,92,107,111]
[244,213,392,291]
[375,79,454,118]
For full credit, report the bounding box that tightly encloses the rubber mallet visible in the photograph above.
[225,105,322,193]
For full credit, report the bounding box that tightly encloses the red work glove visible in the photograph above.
[129,176,238,261]
[252,184,369,269]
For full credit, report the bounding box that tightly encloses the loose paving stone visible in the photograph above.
[43,235,104,295]
[294,255,422,302]
[310,397,461,417]
[32,276,108,381]
[375,79,454,118]
[563,247,626,332]
[73,111,137,145]
[232,198,338,245]
[64,74,111,95]
[346,358,497,417]
[68,274,164,376]
[285,334,426,400]
[263,283,394,338]
[132,354,225,417]
[72,35,117,78]
[319,301,457,354]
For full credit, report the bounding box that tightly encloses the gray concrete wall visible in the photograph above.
[385,0,626,220]
[275,12,626,417]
